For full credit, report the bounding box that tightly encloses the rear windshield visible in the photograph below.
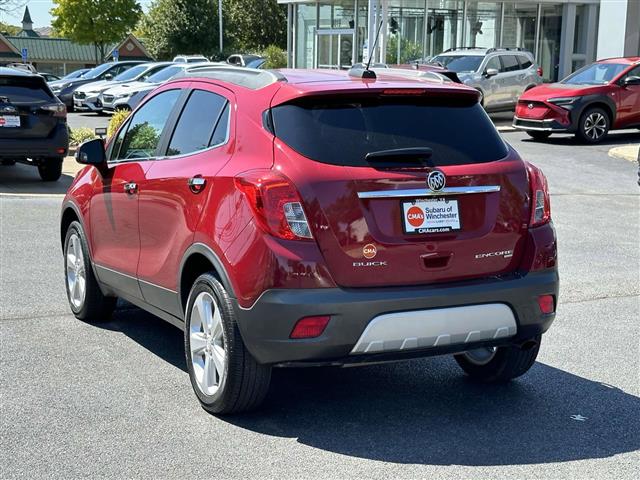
[271,96,508,167]
[0,77,53,103]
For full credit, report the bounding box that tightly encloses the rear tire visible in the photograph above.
[38,158,63,181]
[526,131,552,141]
[185,274,271,414]
[454,336,541,383]
[576,107,609,143]
[64,221,117,322]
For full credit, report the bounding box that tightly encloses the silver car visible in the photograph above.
[430,48,543,112]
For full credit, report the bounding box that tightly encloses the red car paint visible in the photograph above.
[63,69,556,311]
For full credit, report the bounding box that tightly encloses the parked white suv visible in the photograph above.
[429,47,543,112]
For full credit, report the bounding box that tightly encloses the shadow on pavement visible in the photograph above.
[0,162,74,195]
[104,304,639,467]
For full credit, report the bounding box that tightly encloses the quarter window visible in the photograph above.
[166,90,229,156]
[115,89,181,161]
[501,55,520,72]
[518,55,533,69]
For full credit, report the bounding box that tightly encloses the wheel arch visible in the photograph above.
[577,97,617,126]
[60,202,83,251]
[178,243,236,313]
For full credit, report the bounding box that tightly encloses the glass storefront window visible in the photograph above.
[386,4,426,64]
[501,3,537,54]
[295,5,317,68]
[539,3,562,81]
[464,2,502,48]
[425,0,464,58]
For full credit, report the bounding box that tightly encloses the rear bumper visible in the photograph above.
[0,124,69,160]
[234,268,559,365]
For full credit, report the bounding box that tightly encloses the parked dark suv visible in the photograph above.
[62,67,558,414]
[1,67,68,181]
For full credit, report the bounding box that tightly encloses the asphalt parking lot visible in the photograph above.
[1,125,639,479]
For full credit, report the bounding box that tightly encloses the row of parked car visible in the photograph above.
[402,47,640,143]
[47,54,266,114]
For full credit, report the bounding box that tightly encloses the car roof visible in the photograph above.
[0,66,37,77]
[597,57,640,65]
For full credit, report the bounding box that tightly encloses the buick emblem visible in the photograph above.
[528,103,534,109]
[427,170,446,192]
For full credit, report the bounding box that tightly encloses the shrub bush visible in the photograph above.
[262,45,287,69]
[108,109,131,139]
[69,127,97,147]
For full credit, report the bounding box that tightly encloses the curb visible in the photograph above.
[608,145,639,162]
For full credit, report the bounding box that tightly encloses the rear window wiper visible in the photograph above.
[365,147,434,169]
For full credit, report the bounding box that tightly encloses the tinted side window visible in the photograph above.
[166,90,228,156]
[501,55,520,72]
[518,55,533,69]
[109,118,130,161]
[485,57,501,72]
[210,103,230,147]
[116,89,181,161]
[624,66,640,79]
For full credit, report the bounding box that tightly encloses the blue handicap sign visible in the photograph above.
[112,49,119,61]
[21,48,27,61]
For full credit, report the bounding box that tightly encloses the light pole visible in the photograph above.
[218,0,223,54]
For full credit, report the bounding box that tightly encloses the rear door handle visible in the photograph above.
[188,176,206,194]
[124,182,138,195]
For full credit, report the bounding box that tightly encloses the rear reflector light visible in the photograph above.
[41,103,67,118]
[235,170,313,240]
[537,66,543,77]
[538,295,555,314]
[56,148,66,154]
[526,162,551,227]
[290,316,331,339]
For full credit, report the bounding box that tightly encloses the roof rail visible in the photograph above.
[443,47,487,53]
[486,47,530,53]
[176,65,286,89]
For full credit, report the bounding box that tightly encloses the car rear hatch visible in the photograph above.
[0,75,63,139]
[270,88,530,288]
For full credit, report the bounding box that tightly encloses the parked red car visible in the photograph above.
[513,57,640,142]
[61,66,558,413]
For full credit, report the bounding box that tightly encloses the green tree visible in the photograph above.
[50,0,142,63]
[138,0,218,60]
[224,0,286,52]
[0,21,20,35]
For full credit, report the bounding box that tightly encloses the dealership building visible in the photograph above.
[279,0,640,81]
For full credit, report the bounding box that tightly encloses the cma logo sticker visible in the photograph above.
[406,206,425,227]
[354,244,387,267]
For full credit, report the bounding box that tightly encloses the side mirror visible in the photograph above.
[485,68,499,78]
[622,76,640,86]
[75,138,106,166]
[104,73,113,81]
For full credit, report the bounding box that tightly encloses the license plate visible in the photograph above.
[74,100,83,107]
[401,198,461,234]
[0,115,20,127]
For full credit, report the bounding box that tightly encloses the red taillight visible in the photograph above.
[537,66,543,77]
[290,316,331,339]
[382,89,426,95]
[234,170,313,240]
[526,163,551,227]
[538,294,555,314]
[41,103,67,118]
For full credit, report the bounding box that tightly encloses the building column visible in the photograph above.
[558,3,576,80]
[367,0,376,62]
[597,0,640,58]
[287,3,293,68]
[584,4,598,64]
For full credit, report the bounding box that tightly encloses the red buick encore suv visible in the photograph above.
[61,66,558,414]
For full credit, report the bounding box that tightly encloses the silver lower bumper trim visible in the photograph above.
[350,303,517,354]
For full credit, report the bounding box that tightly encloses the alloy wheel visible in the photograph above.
[190,292,226,396]
[463,346,497,366]
[584,112,607,140]
[65,233,86,309]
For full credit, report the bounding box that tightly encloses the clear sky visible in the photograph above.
[1,0,154,27]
